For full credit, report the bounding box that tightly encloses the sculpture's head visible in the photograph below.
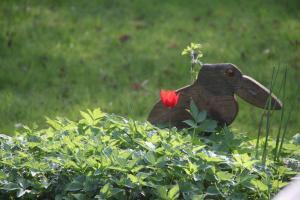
[197,63,282,109]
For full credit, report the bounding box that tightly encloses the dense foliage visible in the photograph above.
[0,108,299,199]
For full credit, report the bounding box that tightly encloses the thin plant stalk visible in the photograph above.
[255,113,265,159]
[190,51,199,82]
[190,65,195,83]
[262,67,278,166]
[190,51,202,82]
[277,104,293,160]
[261,96,271,165]
[192,127,196,144]
[168,115,171,139]
[277,89,299,160]
[256,66,278,161]
[274,67,287,161]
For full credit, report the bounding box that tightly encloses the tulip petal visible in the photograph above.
[160,89,180,109]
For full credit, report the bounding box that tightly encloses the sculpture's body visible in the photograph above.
[148,63,282,128]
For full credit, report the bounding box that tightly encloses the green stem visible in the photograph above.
[168,114,171,140]
[190,56,195,82]
[277,92,298,160]
[262,67,277,166]
[192,127,196,144]
[256,66,279,159]
[274,67,287,161]
[255,113,264,159]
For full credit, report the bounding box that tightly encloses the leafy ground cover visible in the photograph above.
[0,109,299,199]
[0,0,300,134]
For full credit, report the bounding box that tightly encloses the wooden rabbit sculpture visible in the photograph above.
[148,63,282,128]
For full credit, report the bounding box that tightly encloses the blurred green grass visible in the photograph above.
[0,0,299,135]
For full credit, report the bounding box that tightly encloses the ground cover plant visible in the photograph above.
[0,108,299,199]
[0,0,300,134]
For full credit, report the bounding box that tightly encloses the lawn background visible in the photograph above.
[0,0,299,135]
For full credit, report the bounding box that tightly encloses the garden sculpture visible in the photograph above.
[148,63,282,128]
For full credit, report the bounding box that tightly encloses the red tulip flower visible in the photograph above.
[160,90,179,109]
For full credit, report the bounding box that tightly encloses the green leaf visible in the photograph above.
[168,184,180,200]
[207,185,220,196]
[157,186,168,199]
[145,141,156,151]
[0,171,6,179]
[184,161,198,175]
[192,145,206,154]
[200,120,217,132]
[65,181,82,192]
[55,194,63,200]
[216,171,234,181]
[100,183,110,195]
[292,133,300,145]
[192,194,206,200]
[80,111,94,125]
[145,151,156,164]
[99,183,117,199]
[46,117,62,130]
[190,100,199,121]
[83,177,98,192]
[272,180,288,189]
[131,165,145,173]
[93,108,105,120]
[128,174,138,183]
[17,188,30,198]
[233,153,256,170]
[2,182,19,191]
[196,111,207,123]
[250,180,268,191]
[183,120,197,128]
[111,188,125,198]
[179,182,197,193]
[17,177,29,189]
[71,193,87,200]
[107,166,128,172]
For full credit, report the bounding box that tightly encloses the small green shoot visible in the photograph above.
[182,42,204,82]
[183,99,217,142]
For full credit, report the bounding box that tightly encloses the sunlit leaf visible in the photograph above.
[216,171,234,181]
[145,151,156,165]
[168,184,180,200]
[128,174,138,183]
[250,179,268,191]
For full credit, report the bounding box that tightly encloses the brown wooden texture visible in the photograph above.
[148,63,282,128]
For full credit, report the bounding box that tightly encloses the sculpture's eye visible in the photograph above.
[225,68,235,77]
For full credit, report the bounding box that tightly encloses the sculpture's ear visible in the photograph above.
[148,85,195,129]
[235,75,282,109]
